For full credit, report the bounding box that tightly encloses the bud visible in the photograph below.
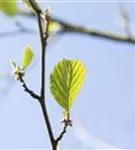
[61,118,72,127]
[13,69,24,80]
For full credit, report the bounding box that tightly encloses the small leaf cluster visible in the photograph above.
[10,46,34,80]
[7,0,87,127]
[10,46,86,124]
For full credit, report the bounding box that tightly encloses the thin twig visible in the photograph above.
[28,0,55,148]
[0,19,35,38]
[20,77,40,100]
[15,20,35,33]
[56,123,68,143]
[0,28,35,38]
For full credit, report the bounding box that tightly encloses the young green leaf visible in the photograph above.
[0,0,17,16]
[21,46,34,70]
[48,21,60,33]
[50,59,86,113]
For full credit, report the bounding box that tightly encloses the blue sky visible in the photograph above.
[0,1,135,149]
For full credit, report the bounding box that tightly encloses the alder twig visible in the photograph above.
[28,0,55,149]
[56,122,68,144]
[19,77,40,100]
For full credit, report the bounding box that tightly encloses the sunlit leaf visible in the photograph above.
[0,0,17,16]
[21,46,34,70]
[50,59,86,113]
[48,21,60,33]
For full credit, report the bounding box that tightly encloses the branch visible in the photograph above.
[51,17,135,44]
[56,123,68,144]
[28,0,55,148]
[0,30,35,38]
[15,20,35,33]
[19,77,40,100]
[18,9,135,44]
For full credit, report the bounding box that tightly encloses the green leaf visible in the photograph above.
[0,0,17,16]
[21,46,34,70]
[50,59,86,113]
[48,21,60,33]
[10,60,20,73]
